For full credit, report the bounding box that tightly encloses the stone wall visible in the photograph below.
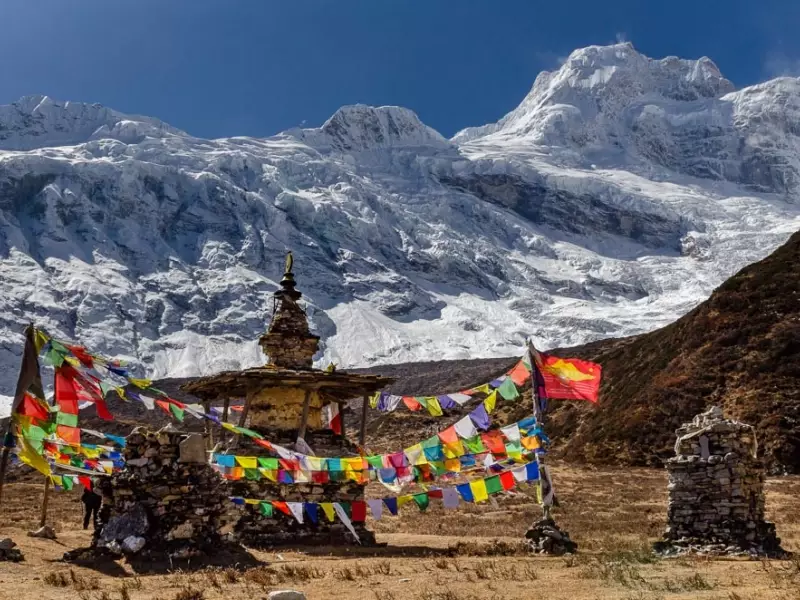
[95,427,238,559]
[656,407,787,557]
[248,388,324,431]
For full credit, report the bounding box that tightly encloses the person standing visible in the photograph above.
[81,484,102,530]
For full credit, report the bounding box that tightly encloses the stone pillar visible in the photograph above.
[92,427,238,560]
[655,407,787,557]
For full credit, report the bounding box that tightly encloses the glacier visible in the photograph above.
[1,42,800,415]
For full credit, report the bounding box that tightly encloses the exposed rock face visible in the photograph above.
[655,407,787,557]
[96,428,237,559]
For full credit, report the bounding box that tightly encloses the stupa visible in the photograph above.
[183,252,393,546]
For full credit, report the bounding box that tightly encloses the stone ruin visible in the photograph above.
[91,427,238,559]
[654,406,788,557]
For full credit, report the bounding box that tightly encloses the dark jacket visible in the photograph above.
[81,488,102,509]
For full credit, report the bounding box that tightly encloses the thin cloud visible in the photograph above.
[764,52,800,78]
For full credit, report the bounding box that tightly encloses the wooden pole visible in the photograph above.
[337,401,346,441]
[0,324,38,508]
[238,395,251,428]
[39,476,51,527]
[358,393,369,447]
[297,390,312,440]
[203,400,212,450]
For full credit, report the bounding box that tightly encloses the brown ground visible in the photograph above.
[2,464,799,600]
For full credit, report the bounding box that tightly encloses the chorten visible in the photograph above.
[182,253,393,546]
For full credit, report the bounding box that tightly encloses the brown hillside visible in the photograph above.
[546,229,800,473]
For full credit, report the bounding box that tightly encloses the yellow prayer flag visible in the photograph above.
[469,479,489,503]
[17,434,51,477]
[369,392,379,409]
[425,397,443,417]
[222,422,237,432]
[128,377,152,389]
[320,503,336,522]
[521,436,541,450]
[442,440,464,459]
[444,458,461,473]
[483,390,498,413]
[35,329,50,353]
[472,384,491,395]
[261,469,278,482]
[397,495,413,508]
[244,498,260,505]
[64,356,80,368]
[235,456,257,469]
[534,482,543,504]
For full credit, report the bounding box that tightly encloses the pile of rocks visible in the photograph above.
[95,427,238,559]
[0,538,23,562]
[655,407,788,557]
[525,518,577,555]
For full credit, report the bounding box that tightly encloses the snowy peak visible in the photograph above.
[454,43,734,144]
[0,95,187,150]
[310,104,450,152]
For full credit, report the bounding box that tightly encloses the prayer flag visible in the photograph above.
[469,479,488,503]
[499,471,515,490]
[413,493,430,511]
[456,483,473,503]
[485,475,503,495]
[322,402,342,434]
[442,487,460,509]
[259,502,274,517]
[453,416,477,440]
[469,404,490,430]
[334,503,361,544]
[367,499,383,520]
[425,397,443,417]
[320,503,336,522]
[305,503,319,524]
[287,502,304,524]
[402,396,422,411]
[497,378,519,401]
[531,346,601,403]
[351,501,367,522]
[383,497,399,515]
[483,390,498,413]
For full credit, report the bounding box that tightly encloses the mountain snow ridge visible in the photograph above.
[1,43,799,415]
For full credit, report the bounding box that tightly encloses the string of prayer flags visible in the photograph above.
[370,357,532,417]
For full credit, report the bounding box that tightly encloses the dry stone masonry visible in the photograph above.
[94,427,238,559]
[655,407,787,557]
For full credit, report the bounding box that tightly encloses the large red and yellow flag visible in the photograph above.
[531,346,602,403]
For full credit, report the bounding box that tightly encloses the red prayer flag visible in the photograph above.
[499,471,515,490]
[272,501,291,516]
[532,347,602,403]
[55,366,80,414]
[18,392,50,422]
[438,426,459,445]
[56,425,81,446]
[402,396,422,411]
[78,476,92,490]
[481,431,506,454]
[508,360,531,386]
[351,501,367,522]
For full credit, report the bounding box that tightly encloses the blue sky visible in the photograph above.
[1,0,799,140]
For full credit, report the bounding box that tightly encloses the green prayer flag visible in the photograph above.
[505,440,523,455]
[245,468,260,480]
[497,378,520,401]
[258,457,279,470]
[485,475,503,495]
[237,427,263,439]
[99,381,115,397]
[259,502,273,517]
[43,347,65,368]
[463,435,487,454]
[169,403,185,422]
[413,492,430,511]
[421,435,441,449]
[429,461,446,475]
[366,455,384,469]
[56,412,79,427]
[62,476,73,491]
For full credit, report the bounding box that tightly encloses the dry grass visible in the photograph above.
[2,464,799,600]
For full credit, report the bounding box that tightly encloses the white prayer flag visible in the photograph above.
[287,502,304,524]
[334,503,361,544]
[453,416,478,439]
[367,499,383,520]
[500,423,521,442]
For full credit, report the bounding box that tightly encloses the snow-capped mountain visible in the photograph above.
[1,42,799,414]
